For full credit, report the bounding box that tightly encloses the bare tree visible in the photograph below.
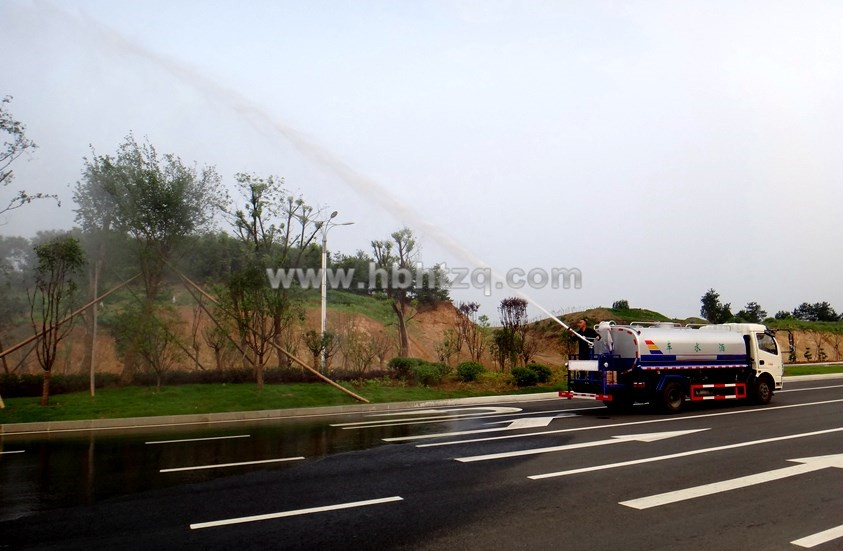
[336,315,377,377]
[827,330,843,361]
[498,297,528,370]
[190,299,204,370]
[520,330,541,366]
[435,329,460,366]
[203,320,231,370]
[370,330,393,369]
[457,302,488,363]
[808,329,828,362]
[1,96,58,217]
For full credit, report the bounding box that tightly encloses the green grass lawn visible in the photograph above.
[783,363,843,377]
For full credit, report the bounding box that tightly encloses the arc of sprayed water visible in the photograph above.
[60,5,587,343]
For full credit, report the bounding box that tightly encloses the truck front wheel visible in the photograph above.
[752,376,773,405]
[660,382,685,413]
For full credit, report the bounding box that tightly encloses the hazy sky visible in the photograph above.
[1,0,841,320]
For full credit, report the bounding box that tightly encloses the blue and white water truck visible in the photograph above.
[560,322,784,413]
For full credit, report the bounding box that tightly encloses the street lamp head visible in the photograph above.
[330,210,338,219]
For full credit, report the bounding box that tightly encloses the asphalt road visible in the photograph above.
[2,380,843,550]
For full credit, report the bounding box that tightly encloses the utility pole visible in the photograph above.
[318,211,353,371]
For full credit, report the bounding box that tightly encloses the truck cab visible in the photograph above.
[701,323,784,401]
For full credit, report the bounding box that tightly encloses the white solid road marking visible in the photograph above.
[417,398,843,448]
[332,407,522,429]
[0,450,24,455]
[456,429,707,462]
[161,456,304,473]
[145,434,250,445]
[189,496,404,530]
[368,407,521,418]
[529,427,843,480]
[620,454,843,510]
[385,415,573,442]
[491,416,576,429]
[791,523,843,548]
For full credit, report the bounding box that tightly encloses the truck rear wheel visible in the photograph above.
[660,382,685,414]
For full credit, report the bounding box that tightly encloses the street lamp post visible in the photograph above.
[319,211,353,371]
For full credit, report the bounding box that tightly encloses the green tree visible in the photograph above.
[0,235,31,374]
[370,228,450,357]
[333,250,375,295]
[303,329,336,371]
[371,227,417,357]
[76,134,223,382]
[413,264,451,305]
[28,235,85,405]
[79,133,224,301]
[792,301,838,322]
[222,173,320,387]
[735,301,767,323]
[700,289,732,323]
[111,303,183,391]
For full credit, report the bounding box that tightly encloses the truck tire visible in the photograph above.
[660,382,685,414]
[752,376,773,405]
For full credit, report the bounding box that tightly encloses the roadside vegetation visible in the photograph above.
[0,370,565,425]
[2,104,843,425]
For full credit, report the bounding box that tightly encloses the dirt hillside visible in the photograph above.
[4,302,839,379]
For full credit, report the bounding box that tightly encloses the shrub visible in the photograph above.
[388,357,423,379]
[511,366,539,387]
[456,361,485,382]
[0,372,122,397]
[526,363,552,383]
[412,362,447,386]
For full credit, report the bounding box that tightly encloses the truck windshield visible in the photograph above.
[756,332,778,355]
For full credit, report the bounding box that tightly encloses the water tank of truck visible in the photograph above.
[609,324,749,368]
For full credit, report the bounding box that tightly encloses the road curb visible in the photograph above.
[2,374,841,436]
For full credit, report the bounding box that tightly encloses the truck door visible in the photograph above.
[754,331,784,388]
